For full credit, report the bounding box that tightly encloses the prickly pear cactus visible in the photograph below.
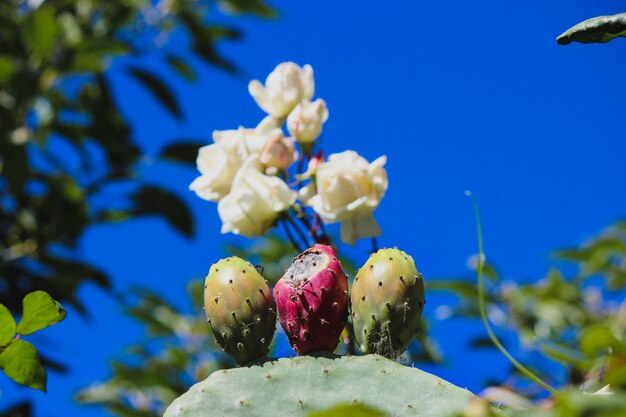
[274,244,349,354]
[351,248,425,358]
[204,257,276,365]
[163,354,474,417]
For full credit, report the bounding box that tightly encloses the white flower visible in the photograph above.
[303,151,387,245]
[188,131,246,202]
[189,126,273,202]
[287,99,328,144]
[248,62,314,118]
[218,157,296,237]
[255,115,283,134]
[259,129,297,171]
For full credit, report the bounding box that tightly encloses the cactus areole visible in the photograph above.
[351,248,425,359]
[274,244,349,354]
[204,257,277,365]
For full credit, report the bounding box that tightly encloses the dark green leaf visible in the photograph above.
[468,336,497,350]
[0,55,16,83]
[165,54,197,82]
[68,39,132,73]
[557,13,626,45]
[606,358,626,387]
[17,291,67,336]
[427,280,478,298]
[0,305,16,346]
[307,404,389,417]
[131,185,194,237]
[126,67,182,119]
[552,248,591,262]
[187,279,205,311]
[95,210,134,223]
[0,340,47,392]
[219,0,277,18]
[0,401,32,417]
[179,11,240,72]
[21,7,59,58]
[74,39,131,55]
[579,325,620,357]
[159,141,204,164]
[539,342,589,370]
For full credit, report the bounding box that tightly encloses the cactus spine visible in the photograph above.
[204,257,276,365]
[351,248,425,358]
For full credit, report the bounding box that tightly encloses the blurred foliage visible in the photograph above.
[0,291,66,391]
[0,0,274,413]
[0,0,275,319]
[76,282,234,417]
[433,221,626,415]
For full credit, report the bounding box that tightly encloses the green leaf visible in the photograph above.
[219,0,278,18]
[0,55,16,83]
[160,141,204,164]
[0,340,47,391]
[17,291,67,336]
[74,38,131,56]
[68,39,132,73]
[126,67,182,119]
[179,11,240,72]
[0,304,16,346]
[0,402,32,416]
[21,7,59,58]
[557,13,626,45]
[579,325,620,357]
[131,185,194,237]
[166,54,197,82]
[307,404,388,417]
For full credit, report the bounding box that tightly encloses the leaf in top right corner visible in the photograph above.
[557,13,626,45]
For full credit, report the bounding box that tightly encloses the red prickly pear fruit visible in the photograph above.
[274,244,349,354]
[204,257,277,365]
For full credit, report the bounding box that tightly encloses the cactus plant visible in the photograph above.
[274,244,349,354]
[351,248,425,358]
[204,257,277,365]
[163,354,475,417]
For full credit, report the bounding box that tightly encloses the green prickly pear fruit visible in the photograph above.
[204,257,277,365]
[351,248,425,359]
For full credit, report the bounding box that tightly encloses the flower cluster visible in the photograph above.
[190,62,388,245]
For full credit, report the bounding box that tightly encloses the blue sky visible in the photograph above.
[3,1,625,416]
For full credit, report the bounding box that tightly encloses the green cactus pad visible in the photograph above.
[163,354,474,417]
[351,248,426,359]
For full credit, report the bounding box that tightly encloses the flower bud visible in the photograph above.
[287,99,328,144]
[259,129,297,171]
[248,62,314,118]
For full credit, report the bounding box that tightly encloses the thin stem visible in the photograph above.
[315,213,328,236]
[371,237,379,253]
[296,146,311,191]
[286,212,310,250]
[465,190,559,397]
[281,218,303,253]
